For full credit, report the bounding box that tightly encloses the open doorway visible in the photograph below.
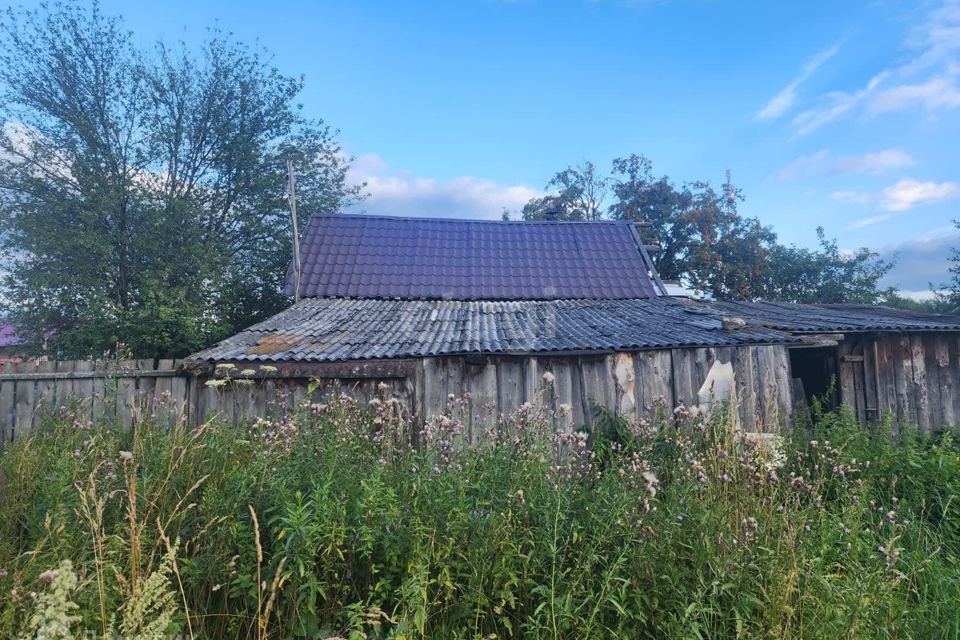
[789,346,839,411]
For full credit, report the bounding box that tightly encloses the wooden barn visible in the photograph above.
[188,214,960,434]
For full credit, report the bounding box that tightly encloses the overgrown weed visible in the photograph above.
[0,384,958,638]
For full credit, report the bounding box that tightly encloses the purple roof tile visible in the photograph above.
[0,323,21,347]
[285,215,661,300]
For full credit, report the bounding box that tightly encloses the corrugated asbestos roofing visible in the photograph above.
[697,300,960,333]
[190,297,960,364]
[285,214,661,300]
[190,297,800,363]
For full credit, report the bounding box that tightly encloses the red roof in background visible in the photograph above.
[285,215,662,300]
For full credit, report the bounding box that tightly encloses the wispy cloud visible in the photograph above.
[776,148,913,181]
[755,44,841,121]
[867,74,960,114]
[346,153,542,219]
[836,178,960,227]
[791,72,888,136]
[789,1,960,135]
[775,149,831,181]
[834,149,915,174]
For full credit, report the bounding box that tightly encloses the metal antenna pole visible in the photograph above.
[287,158,302,303]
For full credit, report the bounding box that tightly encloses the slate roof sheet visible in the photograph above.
[286,214,661,300]
[696,300,960,333]
[190,297,797,363]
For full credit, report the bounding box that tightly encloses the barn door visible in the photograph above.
[839,336,878,426]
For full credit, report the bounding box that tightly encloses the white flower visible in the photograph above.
[215,363,236,370]
[258,365,278,373]
[239,369,257,377]
[542,371,555,385]
[205,379,227,388]
[119,451,133,463]
[558,403,572,416]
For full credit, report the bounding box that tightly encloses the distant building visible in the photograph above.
[0,323,25,364]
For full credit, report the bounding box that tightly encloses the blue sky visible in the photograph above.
[59,1,960,295]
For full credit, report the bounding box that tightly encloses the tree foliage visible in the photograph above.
[0,1,363,358]
[519,154,895,303]
[760,229,894,304]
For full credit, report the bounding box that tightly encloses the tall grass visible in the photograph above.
[0,385,958,639]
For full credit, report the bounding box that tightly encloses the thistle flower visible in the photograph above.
[119,451,133,463]
[38,569,59,585]
[542,371,555,385]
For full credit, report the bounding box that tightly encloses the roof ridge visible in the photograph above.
[309,213,629,226]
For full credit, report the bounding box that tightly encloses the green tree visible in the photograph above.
[932,220,960,312]
[607,154,777,299]
[0,1,364,358]
[521,161,608,221]
[760,229,894,304]
[523,153,896,303]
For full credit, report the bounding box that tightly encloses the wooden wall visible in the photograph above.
[0,344,795,442]
[417,344,794,437]
[838,332,960,432]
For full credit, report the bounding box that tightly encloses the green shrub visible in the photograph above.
[0,389,957,638]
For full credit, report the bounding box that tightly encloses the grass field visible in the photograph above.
[1,387,958,639]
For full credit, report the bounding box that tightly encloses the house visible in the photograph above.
[0,323,25,364]
[189,214,960,433]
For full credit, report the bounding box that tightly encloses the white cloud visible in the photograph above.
[834,149,914,174]
[346,153,543,219]
[867,74,960,114]
[777,148,913,181]
[880,178,960,210]
[835,178,960,227]
[755,44,841,121]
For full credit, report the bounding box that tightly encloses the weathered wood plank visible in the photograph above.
[910,335,929,432]
[923,335,944,431]
[1,362,15,442]
[579,356,614,423]
[671,349,696,408]
[496,358,524,417]
[612,352,636,420]
[634,349,673,425]
[14,362,37,439]
[549,359,577,432]
[464,361,497,442]
[890,336,912,431]
[35,361,57,426]
[733,347,758,432]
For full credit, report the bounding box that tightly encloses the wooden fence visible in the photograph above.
[0,359,192,442]
[0,358,410,443]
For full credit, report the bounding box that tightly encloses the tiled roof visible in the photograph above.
[285,214,661,300]
[190,297,797,363]
[693,300,960,333]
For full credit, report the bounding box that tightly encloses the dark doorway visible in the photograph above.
[789,347,839,411]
